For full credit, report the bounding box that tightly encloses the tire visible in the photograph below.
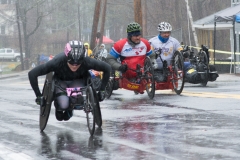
[171,51,185,95]
[93,89,102,127]
[15,56,21,62]
[40,72,54,132]
[105,79,113,99]
[200,81,208,87]
[86,86,96,136]
[198,51,209,87]
[144,56,155,99]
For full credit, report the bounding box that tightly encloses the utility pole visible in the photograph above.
[99,0,107,45]
[16,0,24,71]
[142,0,147,37]
[185,0,199,47]
[134,0,142,28]
[78,1,81,41]
[90,0,101,51]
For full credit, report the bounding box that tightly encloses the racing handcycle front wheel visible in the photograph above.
[171,51,185,95]
[144,56,155,99]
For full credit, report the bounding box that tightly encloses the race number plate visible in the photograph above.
[66,87,82,96]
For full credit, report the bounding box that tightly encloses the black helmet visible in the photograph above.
[64,40,85,65]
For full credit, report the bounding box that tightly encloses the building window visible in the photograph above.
[1,25,5,35]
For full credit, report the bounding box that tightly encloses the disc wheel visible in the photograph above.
[198,51,209,87]
[171,51,185,95]
[144,56,155,99]
[86,86,96,136]
[105,79,113,99]
[40,72,54,132]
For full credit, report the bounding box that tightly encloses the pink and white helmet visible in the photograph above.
[64,40,85,65]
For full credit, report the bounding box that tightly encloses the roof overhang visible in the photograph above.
[193,23,233,30]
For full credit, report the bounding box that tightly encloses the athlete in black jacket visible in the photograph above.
[28,40,111,121]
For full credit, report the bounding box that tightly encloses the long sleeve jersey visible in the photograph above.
[28,52,111,97]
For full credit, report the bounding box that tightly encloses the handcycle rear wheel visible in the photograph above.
[171,51,185,95]
[144,56,155,99]
[40,72,54,132]
[86,86,96,136]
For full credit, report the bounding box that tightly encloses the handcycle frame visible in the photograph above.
[105,56,155,99]
[183,45,218,86]
[39,72,102,136]
[154,51,185,95]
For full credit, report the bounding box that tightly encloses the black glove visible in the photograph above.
[118,64,128,73]
[155,48,162,59]
[35,96,45,106]
[97,91,105,102]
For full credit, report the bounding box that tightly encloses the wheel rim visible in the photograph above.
[144,57,155,99]
[86,87,95,136]
[172,52,184,94]
[40,73,53,131]
[105,79,113,99]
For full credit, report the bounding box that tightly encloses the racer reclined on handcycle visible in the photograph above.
[28,40,111,121]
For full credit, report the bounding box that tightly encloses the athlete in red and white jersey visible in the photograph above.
[149,22,183,69]
[106,22,156,79]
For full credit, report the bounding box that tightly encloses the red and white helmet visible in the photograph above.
[157,22,172,32]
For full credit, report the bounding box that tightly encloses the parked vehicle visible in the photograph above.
[0,48,25,62]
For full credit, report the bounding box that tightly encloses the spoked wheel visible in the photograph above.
[144,56,155,99]
[40,72,54,132]
[105,78,113,99]
[171,51,185,95]
[85,86,96,136]
[93,89,102,128]
[198,51,209,87]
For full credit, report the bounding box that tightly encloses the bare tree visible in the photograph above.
[16,0,64,69]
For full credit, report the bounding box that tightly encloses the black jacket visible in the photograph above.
[28,52,111,97]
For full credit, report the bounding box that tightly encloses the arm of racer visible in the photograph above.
[28,59,56,97]
[106,48,122,70]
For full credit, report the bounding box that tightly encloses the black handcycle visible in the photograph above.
[39,72,102,136]
[182,45,219,86]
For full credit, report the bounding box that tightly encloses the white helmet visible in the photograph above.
[157,22,172,32]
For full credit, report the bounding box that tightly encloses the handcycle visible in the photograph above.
[154,50,185,95]
[182,45,219,86]
[39,71,102,136]
[105,56,155,99]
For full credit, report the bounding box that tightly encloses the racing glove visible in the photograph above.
[35,95,45,106]
[97,91,105,102]
[152,59,158,69]
[118,64,128,73]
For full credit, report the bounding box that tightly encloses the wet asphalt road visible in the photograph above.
[0,74,240,160]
